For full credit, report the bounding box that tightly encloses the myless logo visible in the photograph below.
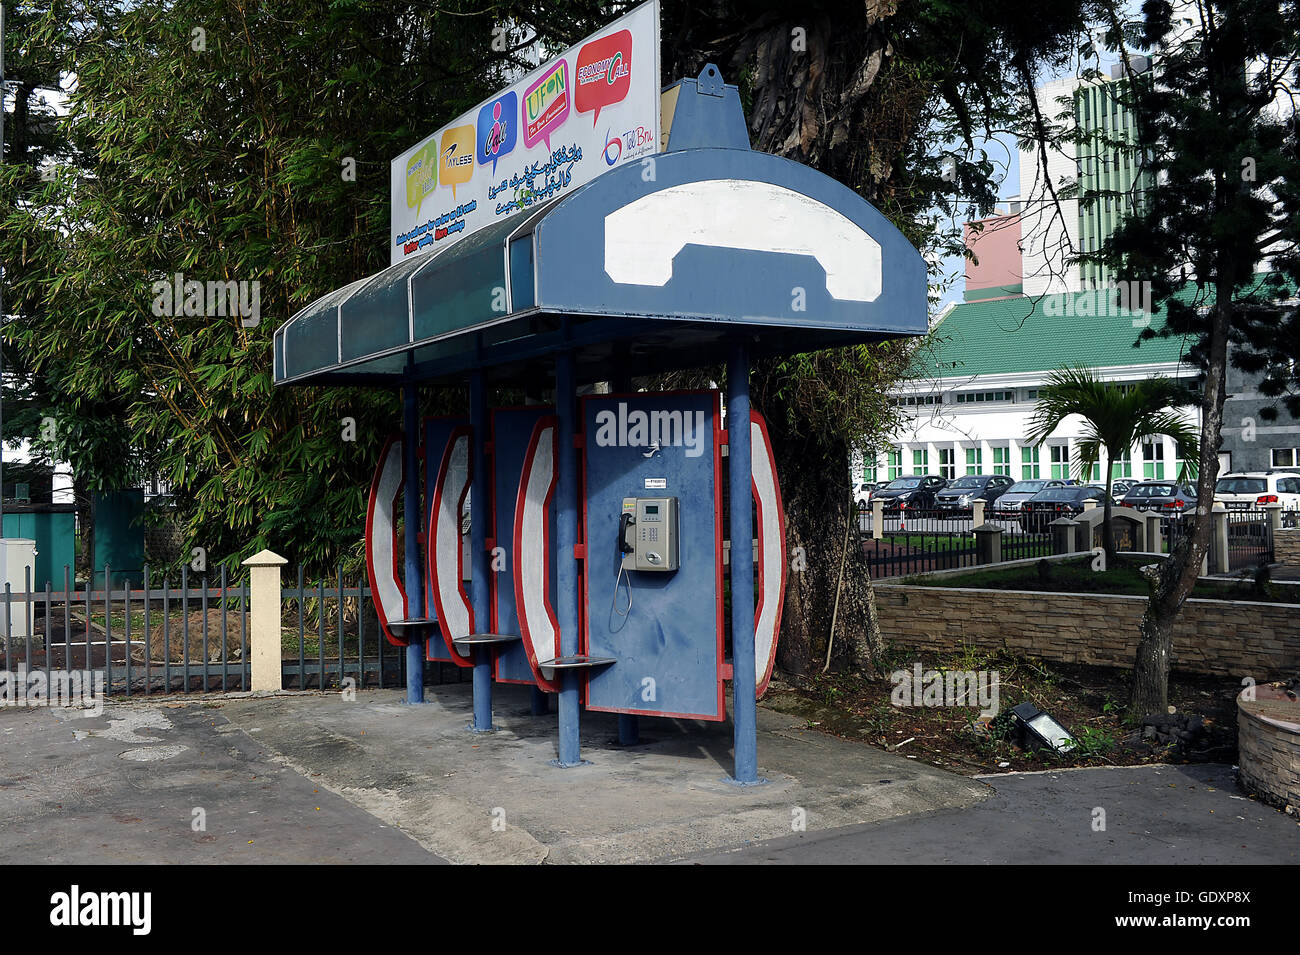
[405,140,438,214]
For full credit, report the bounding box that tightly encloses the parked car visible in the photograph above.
[1022,485,1109,530]
[874,474,947,511]
[854,481,883,507]
[1120,481,1197,515]
[934,474,1016,513]
[992,479,1075,523]
[1110,478,1136,504]
[1213,471,1300,515]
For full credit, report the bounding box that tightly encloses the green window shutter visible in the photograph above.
[1021,445,1040,479]
[992,446,1010,475]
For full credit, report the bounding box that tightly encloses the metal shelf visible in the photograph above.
[451,632,523,645]
[537,654,616,670]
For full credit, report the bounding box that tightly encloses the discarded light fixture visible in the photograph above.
[1011,701,1076,754]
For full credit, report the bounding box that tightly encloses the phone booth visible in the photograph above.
[274,51,928,781]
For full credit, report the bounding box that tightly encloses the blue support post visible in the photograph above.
[469,370,494,731]
[727,344,762,784]
[618,714,639,746]
[553,352,583,766]
[402,382,425,704]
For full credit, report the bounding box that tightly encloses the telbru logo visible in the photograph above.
[575,29,633,126]
[603,129,622,166]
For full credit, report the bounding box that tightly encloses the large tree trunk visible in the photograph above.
[762,391,882,677]
[1129,289,1229,717]
[702,11,905,678]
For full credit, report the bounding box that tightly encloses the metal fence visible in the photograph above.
[856,504,1054,577]
[0,564,462,696]
[857,503,1010,536]
[1154,510,1274,573]
[1222,509,1274,572]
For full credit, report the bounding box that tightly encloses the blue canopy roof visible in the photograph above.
[274,78,928,390]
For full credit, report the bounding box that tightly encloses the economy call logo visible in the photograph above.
[575,29,632,126]
[477,91,517,174]
[523,60,570,151]
[439,125,475,197]
[405,140,438,215]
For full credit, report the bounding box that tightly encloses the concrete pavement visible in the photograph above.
[6,686,1295,865]
[0,701,442,864]
[0,684,989,864]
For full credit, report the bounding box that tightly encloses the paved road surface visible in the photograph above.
[685,763,1299,864]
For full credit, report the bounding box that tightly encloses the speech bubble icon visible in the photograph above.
[405,140,438,216]
[477,91,518,176]
[522,59,570,152]
[575,29,632,128]
[439,125,475,198]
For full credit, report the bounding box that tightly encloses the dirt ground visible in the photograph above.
[763,647,1243,776]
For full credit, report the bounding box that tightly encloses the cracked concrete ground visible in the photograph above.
[0,701,440,864]
[0,684,989,864]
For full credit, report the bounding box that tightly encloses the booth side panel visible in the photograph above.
[491,406,554,684]
[423,417,468,663]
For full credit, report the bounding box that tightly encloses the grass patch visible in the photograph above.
[903,555,1298,603]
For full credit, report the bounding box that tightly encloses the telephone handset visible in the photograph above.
[618,512,635,556]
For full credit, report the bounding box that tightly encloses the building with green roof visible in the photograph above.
[865,289,1202,489]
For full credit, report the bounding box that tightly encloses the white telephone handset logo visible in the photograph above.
[603,180,882,303]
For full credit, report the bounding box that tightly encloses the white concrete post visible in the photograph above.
[244,549,288,692]
[1082,500,1097,511]
[971,499,985,527]
[1211,504,1229,575]
[1146,514,1162,555]
[1264,502,1283,535]
[872,498,884,540]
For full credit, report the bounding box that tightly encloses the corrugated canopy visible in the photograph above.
[274,146,928,390]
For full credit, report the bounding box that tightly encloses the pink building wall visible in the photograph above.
[963,211,1022,299]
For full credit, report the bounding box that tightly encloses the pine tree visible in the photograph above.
[1091,0,1300,715]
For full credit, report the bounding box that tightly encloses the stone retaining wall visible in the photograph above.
[875,583,1299,679]
[1276,528,1300,567]
[1237,688,1300,810]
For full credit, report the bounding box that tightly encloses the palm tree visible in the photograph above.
[1026,367,1200,560]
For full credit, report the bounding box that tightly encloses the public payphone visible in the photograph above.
[619,497,679,572]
